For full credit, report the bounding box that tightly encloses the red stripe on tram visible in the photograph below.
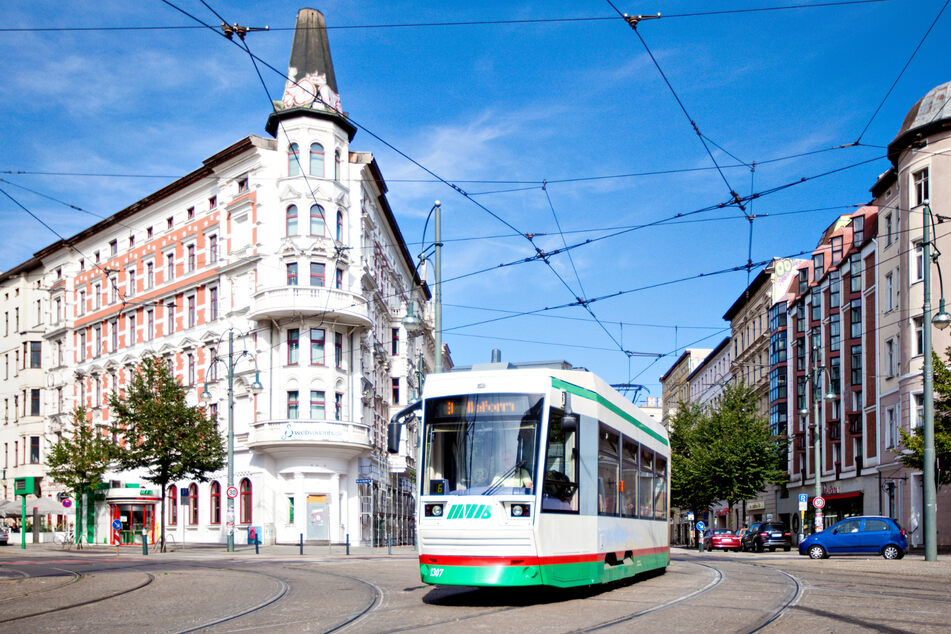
[419,546,669,568]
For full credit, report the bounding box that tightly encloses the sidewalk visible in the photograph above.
[0,541,419,560]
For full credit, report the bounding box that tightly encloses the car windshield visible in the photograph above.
[423,393,542,496]
[713,529,733,535]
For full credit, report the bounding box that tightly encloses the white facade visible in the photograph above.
[12,9,433,547]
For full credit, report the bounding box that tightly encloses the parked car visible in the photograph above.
[0,524,9,546]
[741,521,792,552]
[799,516,907,560]
[704,528,741,552]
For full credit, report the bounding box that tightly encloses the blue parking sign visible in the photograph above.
[798,493,808,504]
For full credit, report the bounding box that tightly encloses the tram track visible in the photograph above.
[577,560,724,632]
[175,566,290,633]
[0,565,82,603]
[0,569,155,625]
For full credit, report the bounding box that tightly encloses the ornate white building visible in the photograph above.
[9,8,434,547]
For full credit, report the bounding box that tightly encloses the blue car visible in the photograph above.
[799,516,908,560]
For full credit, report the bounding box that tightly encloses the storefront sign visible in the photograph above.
[280,422,346,441]
[747,501,765,511]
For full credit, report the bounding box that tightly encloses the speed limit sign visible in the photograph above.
[226,486,239,499]
[813,496,825,509]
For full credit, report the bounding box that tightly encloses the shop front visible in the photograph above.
[104,488,160,545]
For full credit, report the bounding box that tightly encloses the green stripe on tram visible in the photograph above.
[420,552,669,587]
[551,377,668,446]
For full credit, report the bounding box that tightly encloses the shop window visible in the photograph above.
[239,478,252,524]
[188,483,198,525]
[167,486,178,525]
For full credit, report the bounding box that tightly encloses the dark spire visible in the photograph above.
[288,8,338,94]
[265,8,356,139]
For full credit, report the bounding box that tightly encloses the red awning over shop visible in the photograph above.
[809,491,861,503]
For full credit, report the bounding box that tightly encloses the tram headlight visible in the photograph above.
[510,504,530,517]
[425,503,444,517]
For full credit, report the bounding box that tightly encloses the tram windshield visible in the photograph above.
[423,393,543,496]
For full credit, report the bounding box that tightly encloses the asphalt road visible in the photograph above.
[1,544,949,632]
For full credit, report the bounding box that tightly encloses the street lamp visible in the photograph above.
[803,351,838,535]
[920,203,949,562]
[200,330,263,552]
[418,201,443,373]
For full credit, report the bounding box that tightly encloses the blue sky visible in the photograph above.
[1,1,948,401]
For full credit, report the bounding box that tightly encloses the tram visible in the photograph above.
[389,362,670,588]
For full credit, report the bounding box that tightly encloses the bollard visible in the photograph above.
[255,538,259,555]
[142,530,148,556]
[346,533,350,556]
[299,533,303,555]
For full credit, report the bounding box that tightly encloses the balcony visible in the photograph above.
[247,418,371,457]
[248,286,371,326]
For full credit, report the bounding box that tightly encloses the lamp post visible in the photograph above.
[201,330,263,552]
[418,201,443,373]
[800,348,838,534]
[921,204,951,562]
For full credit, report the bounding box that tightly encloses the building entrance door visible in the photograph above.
[306,494,328,540]
[110,504,155,545]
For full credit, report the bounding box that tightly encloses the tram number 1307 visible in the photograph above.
[428,567,444,578]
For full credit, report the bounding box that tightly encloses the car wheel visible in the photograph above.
[784,546,791,552]
[755,542,763,553]
[807,545,826,559]
[882,545,902,560]
[769,547,776,552]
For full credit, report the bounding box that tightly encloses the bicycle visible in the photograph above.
[55,530,75,550]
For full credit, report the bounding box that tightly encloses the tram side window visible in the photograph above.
[598,426,620,516]
[653,454,667,520]
[638,446,653,518]
[620,437,638,517]
[542,408,579,512]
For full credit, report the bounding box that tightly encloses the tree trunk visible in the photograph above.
[75,492,83,550]
[159,488,167,554]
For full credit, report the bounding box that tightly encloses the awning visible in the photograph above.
[0,497,69,515]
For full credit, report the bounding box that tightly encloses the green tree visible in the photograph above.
[671,384,787,530]
[896,349,951,487]
[109,356,225,552]
[45,406,114,549]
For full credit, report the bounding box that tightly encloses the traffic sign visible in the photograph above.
[813,496,825,509]
[356,478,371,484]
[226,486,239,499]
[112,519,122,530]
[695,521,706,532]
[62,499,72,509]
[798,493,808,504]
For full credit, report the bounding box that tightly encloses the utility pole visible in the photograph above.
[434,201,443,373]
[922,204,937,561]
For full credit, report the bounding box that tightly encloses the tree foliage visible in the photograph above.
[45,406,114,548]
[109,355,225,551]
[670,383,788,524]
[896,348,951,487]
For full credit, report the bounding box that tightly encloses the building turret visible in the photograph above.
[265,8,357,140]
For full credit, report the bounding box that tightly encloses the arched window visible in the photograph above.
[336,210,344,241]
[210,481,221,525]
[334,150,340,180]
[288,143,300,177]
[310,143,324,177]
[286,205,298,236]
[188,483,199,525]
[167,486,178,525]
[239,478,253,524]
[310,205,325,236]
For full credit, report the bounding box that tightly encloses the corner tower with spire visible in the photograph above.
[265,8,357,140]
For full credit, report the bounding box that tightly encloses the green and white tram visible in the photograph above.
[390,363,670,588]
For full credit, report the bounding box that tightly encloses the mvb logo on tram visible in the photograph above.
[446,504,492,519]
